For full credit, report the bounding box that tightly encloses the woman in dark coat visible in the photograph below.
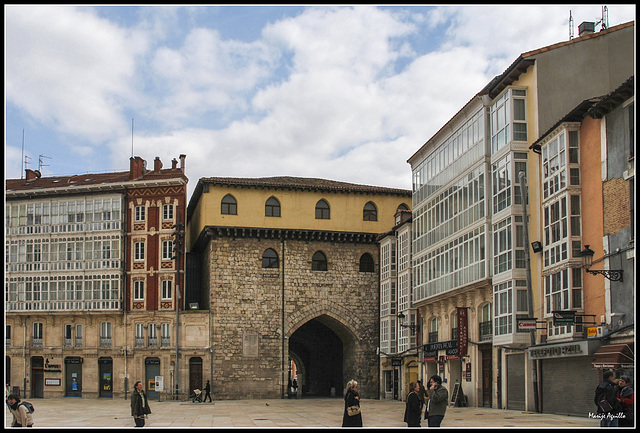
[342,379,363,427]
[130,380,152,427]
[404,381,422,427]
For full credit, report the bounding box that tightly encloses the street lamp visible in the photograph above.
[580,245,624,282]
[397,312,419,333]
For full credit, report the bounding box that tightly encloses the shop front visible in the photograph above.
[529,339,602,416]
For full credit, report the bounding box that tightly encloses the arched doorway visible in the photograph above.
[289,314,356,398]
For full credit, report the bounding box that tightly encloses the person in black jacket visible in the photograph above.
[594,371,622,427]
[203,380,212,402]
[342,380,363,427]
[404,382,422,427]
[130,381,151,427]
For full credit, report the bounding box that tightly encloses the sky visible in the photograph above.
[4,4,636,199]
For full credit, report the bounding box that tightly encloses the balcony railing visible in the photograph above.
[100,337,112,348]
[428,332,438,343]
[479,321,493,341]
[161,337,171,347]
[135,337,145,347]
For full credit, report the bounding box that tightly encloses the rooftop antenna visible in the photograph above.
[598,5,609,30]
[569,10,574,40]
[38,154,52,174]
[21,129,25,179]
[24,154,32,176]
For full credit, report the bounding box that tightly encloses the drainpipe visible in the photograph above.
[281,235,286,399]
[123,188,129,400]
[519,171,540,413]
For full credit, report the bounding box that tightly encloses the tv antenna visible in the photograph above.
[596,5,609,30]
[24,155,32,177]
[569,11,574,39]
[39,154,52,173]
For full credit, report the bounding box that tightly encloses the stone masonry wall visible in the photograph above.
[206,235,380,399]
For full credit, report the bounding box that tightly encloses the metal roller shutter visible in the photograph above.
[541,357,600,416]
[506,353,526,411]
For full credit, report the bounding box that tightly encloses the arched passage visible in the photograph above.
[289,314,357,397]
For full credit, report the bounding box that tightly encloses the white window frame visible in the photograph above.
[134,280,144,301]
[162,204,174,220]
[161,280,173,300]
[134,241,145,261]
[135,205,145,222]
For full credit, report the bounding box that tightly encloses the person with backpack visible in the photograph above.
[6,394,34,427]
[130,380,152,427]
[594,370,623,427]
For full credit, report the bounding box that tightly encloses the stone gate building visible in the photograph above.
[186,176,411,399]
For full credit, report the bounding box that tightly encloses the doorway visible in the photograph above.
[189,357,203,396]
[64,356,83,397]
[288,315,346,397]
[98,357,113,398]
[30,357,44,398]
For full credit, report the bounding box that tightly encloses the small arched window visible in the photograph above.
[262,248,279,268]
[221,194,237,215]
[315,199,330,219]
[429,318,438,343]
[397,203,409,211]
[311,251,328,271]
[359,253,375,273]
[363,202,377,221]
[265,197,281,217]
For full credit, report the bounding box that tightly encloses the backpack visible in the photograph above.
[20,401,35,414]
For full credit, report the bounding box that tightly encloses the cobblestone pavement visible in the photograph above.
[5,396,604,429]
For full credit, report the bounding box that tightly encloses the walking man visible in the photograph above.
[204,380,212,402]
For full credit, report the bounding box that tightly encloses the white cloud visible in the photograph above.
[6,4,636,196]
[5,6,148,142]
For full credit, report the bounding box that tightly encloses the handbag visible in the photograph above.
[598,398,613,413]
[347,406,361,416]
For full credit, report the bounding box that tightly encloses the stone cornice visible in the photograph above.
[193,226,381,252]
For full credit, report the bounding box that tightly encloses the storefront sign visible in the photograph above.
[45,378,61,386]
[528,340,592,360]
[517,318,537,331]
[552,310,576,325]
[391,358,403,367]
[457,307,468,357]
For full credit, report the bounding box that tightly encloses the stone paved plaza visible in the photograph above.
[5,396,605,429]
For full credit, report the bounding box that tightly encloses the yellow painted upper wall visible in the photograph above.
[187,180,411,249]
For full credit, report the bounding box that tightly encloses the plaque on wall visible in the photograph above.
[243,332,259,358]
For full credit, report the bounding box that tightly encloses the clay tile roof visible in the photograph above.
[6,168,187,195]
[200,176,411,195]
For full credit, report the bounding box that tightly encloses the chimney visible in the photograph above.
[578,21,595,36]
[25,169,41,181]
[129,156,146,180]
[179,154,186,172]
[154,157,163,172]
[172,158,178,170]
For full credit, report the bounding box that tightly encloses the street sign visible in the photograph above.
[517,318,537,331]
[552,310,576,325]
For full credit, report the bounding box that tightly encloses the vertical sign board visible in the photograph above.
[155,376,164,392]
[457,307,468,357]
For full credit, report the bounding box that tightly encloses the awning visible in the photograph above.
[592,343,634,369]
